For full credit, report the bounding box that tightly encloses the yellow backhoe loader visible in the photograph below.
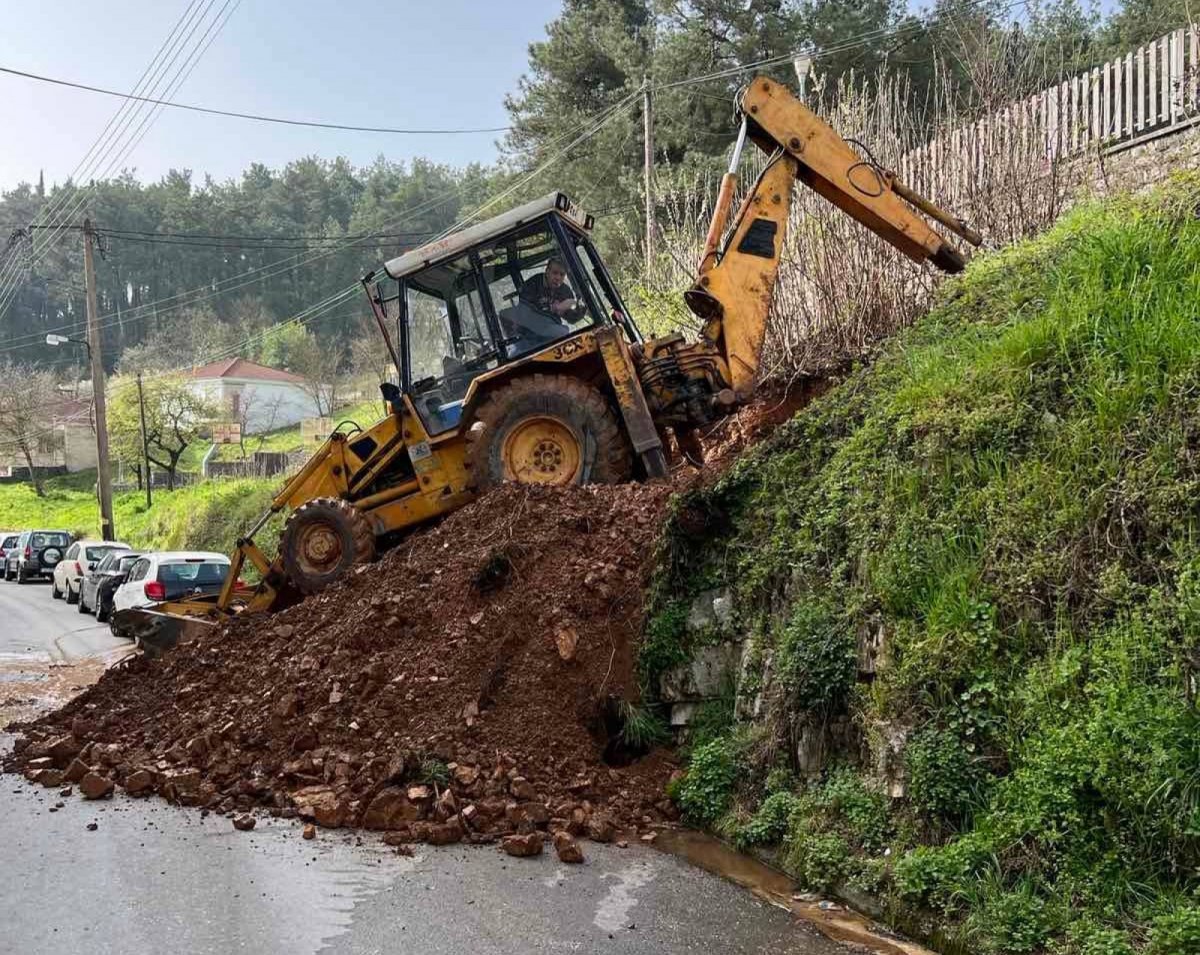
[117,75,981,653]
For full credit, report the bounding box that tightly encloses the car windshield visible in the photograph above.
[158,561,229,585]
[117,555,142,572]
[86,545,121,561]
[96,550,131,571]
[1,536,16,548]
[32,533,69,548]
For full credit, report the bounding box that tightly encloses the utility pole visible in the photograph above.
[82,218,115,540]
[642,78,655,275]
[136,372,152,508]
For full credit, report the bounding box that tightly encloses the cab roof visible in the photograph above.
[381,192,593,281]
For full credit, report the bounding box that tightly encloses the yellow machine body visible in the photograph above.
[119,75,980,652]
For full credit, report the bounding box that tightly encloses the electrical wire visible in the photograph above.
[0,0,212,305]
[0,64,513,135]
[0,0,222,304]
[0,0,237,312]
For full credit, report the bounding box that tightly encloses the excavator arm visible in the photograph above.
[682,75,981,398]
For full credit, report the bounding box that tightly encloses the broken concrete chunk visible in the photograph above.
[233,813,257,831]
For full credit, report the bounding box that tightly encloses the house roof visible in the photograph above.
[187,357,305,384]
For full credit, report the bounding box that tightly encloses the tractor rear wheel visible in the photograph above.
[279,497,375,595]
[465,374,632,491]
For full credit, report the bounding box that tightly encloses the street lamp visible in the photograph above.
[45,333,90,355]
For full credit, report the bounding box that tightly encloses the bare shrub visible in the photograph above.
[624,34,1075,382]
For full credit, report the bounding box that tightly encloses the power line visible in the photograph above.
[0,64,513,135]
[0,0,238,313]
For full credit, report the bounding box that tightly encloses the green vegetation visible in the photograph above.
[0,471,278,554]
[653,175,1200,952]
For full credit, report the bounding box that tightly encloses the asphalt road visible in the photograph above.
[0,775,850,955]
[0,580,857,955]
[0,573,128,663]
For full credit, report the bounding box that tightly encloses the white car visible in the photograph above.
[53,539,131,603]
[0,532,18,566]
[111,552,232,619]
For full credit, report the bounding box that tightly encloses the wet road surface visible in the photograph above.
[0,579,862,954]
[0,575,128,663]
[0,774,850,955]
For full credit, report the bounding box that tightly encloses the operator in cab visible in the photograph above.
[520,257,578,321]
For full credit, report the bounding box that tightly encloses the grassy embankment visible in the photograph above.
[648,175,1200,953]
[0,398,384,551]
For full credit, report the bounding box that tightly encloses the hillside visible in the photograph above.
[652,174,1200,953]
[0,474,278,556]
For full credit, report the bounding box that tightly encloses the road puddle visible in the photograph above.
[0,656,113,726]
[653,828,936,955]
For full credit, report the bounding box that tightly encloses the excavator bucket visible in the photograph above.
[112,601,220,658]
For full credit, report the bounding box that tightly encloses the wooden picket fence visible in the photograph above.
[898,24,1200,195]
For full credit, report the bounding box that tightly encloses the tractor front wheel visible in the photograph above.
[464,374,632,492]
[279,497,375,595]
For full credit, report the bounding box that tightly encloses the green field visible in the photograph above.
[0,472,280,555]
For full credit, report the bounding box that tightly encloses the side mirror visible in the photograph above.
[87,562,97,571]
[380,381,401,404]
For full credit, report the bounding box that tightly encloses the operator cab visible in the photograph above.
[365,193,638,436]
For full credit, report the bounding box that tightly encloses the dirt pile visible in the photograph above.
[5,482,680,845]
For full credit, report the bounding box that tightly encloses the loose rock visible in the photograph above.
[501,832,544,858]
[552,830,584,864]
[79,773,114,800]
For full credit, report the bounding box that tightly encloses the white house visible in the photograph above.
[186,358,322,434]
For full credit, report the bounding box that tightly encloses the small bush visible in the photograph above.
[776,599,857,712]
[905,727,986,825]
[734,791,803,849]
[785,828,852,891]
[617,700,670,750]
[969,882,1056,954]
[674,736,736,826]
[418,758,450,787]
[1148,907,1200,955]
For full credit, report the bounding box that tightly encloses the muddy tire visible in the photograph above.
[279,497,375,596]
[464,374,632,492]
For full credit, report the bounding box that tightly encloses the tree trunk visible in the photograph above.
[20,444,43,497]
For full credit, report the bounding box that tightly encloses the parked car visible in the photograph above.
[79,550,140,621]
[0,532,18,567]
[53,539,131,603]
[5,530,72,583]
[111,552,232,629]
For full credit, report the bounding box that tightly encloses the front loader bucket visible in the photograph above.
[112,607,217,658]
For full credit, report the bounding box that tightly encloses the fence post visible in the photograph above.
[1126,51,1135,135]
[1190,22,1199,111]
[1137,45,1147,131]
[1171,28,1185,122]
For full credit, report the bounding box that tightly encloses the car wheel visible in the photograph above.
[16,567,27,584]
[77,589,90,614]
[96,598,109,623]
[66,582,79,605]
[51,579,61,599]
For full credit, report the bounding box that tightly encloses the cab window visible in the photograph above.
[401,254,501,435]
[478,222,600,359]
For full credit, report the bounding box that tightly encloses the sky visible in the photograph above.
[0,0,562,192]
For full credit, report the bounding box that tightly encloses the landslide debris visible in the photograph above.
[5,482,681,846]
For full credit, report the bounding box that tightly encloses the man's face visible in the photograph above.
[546,262,566,288]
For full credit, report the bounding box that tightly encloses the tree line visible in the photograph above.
[0,0,1185,386]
